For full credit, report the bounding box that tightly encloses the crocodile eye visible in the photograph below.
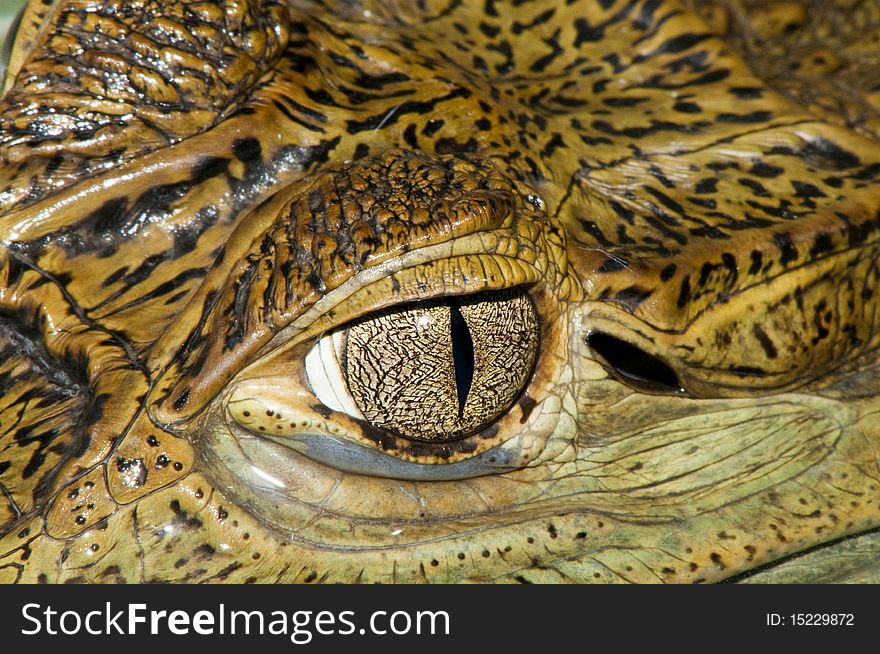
[307,288,539,442]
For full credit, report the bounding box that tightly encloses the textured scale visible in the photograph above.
[0,0,879,584]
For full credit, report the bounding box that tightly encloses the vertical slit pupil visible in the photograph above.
[450,303,475,419]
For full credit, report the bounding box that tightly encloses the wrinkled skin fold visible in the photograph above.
[0,0,879,583]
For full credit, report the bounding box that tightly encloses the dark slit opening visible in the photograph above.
[587,332,683,394]
[450,303,475,418]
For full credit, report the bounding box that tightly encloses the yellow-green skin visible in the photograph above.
[1,0,879,583]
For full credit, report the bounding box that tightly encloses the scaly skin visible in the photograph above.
[0,0,879,583]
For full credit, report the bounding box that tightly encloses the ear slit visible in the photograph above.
[587,332,683,394]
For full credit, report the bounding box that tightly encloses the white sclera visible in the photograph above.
[304,329,363,418]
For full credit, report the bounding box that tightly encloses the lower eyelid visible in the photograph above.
[261,431,520,481]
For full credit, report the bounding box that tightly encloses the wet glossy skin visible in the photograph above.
[1,0,879,583]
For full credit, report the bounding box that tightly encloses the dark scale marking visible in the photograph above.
[694,178,718,194]
[660,263,677,281]
[311,403,332,419]
[811,232,833,258]
[232,138,262,162]
[512,7,556,34]
[802,137,861,169]
[749,250,764,275]
[422,119,445,136]
[707,161,740,172]
[616,224,635,245]
[698,261,719,287]
[613,286,653,311]
[676,276,692,308]
[579,220,615,248]
[642,212,688,245]
[721,252,738,285]
[812,301,832,344]
[191,156,231,184]
[280,97,328,125]
[791,180,827,204]
[610,201,636,225]
[194,544,215,559]
[539,133,566,159]
[738,178,771,197]
[518,395,537,424]
[478,22,499,38]
[604,97,650,108]
[750,162,784,178]
[42,197,127,257]
[170,500,203,530]
[752,324,778,359]
[403,124,418,148]
[823,176,843,188]
[648,164,675,188]
[641,32,711,58]
[101,266,129,288]
[486,39,515,75]
[673,101,701,113]
[435,137,478,154]
[717,111,773,124]
[729,86,763,99]
[107,266,210,315]
[303,86,341,107]
[574,18,605,45]
[643,68,730,89]
[591,117,712,139]
[345,89,471,133]
[644,186,686,216]
[598,256,630,273]
[353,143,370,159]
[773,233,798,266]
